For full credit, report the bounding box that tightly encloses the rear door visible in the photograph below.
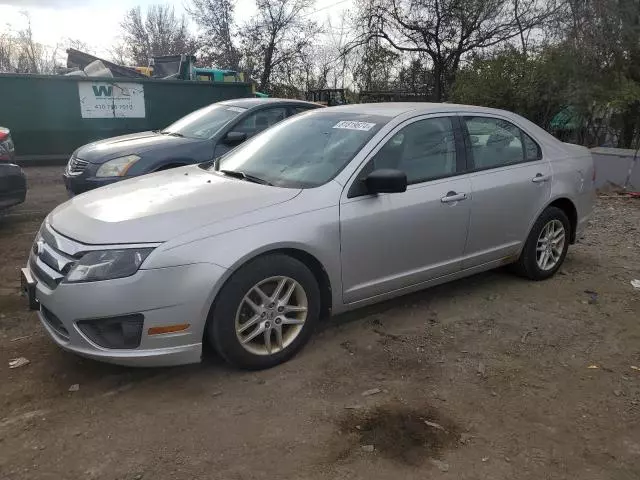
[461,115,551,268]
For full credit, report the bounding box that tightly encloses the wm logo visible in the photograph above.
[92,85,113,97]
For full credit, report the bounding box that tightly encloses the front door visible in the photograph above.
[340,115,472,304]
[460,115,552,268]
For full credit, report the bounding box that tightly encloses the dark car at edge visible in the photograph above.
[63,98,322,195]
[0,127,27,211]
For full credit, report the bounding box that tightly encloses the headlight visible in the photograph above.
[65,248,153,283]
[95,155,141,177]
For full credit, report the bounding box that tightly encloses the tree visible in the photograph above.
[395,56,433,96]
[349,0,559,100]
[241,0,321,93]
[452,0,640,148]
[0,14,59,74]
[350,39,400,91]
[117,4,198,65]
[189,0,242,70]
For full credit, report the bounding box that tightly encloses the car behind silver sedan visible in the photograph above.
[22,103,595,369]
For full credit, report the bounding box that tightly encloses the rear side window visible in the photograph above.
[464,116,542,169]
[522,132,542,161]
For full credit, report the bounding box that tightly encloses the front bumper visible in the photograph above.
[63,172,122,196]
[24,258,226,367]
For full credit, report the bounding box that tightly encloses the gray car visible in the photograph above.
[63,98,321,195]
[22,103,595,369]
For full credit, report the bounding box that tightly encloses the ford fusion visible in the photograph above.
[22,104,595,369]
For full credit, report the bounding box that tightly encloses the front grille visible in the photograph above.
[41,306,70,340]
[30,224,79,290]
[67,155,88,176]
[29,255,57,289]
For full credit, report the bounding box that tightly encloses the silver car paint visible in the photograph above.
[26,103,595,366]
[50,167,301,244]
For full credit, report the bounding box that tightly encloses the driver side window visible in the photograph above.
[349,117,458,197]
[233,108,287,138]
[370,117,458,184]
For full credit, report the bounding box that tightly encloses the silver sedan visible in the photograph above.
[22,103,596,369]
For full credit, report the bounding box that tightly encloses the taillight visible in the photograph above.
[0,128,8,142]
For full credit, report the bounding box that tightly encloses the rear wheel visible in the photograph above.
[208,254,320,369]
[514,206,570,280]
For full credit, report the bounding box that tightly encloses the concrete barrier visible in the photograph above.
[590,147,640,191]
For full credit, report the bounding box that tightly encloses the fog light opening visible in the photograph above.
[77,314,144,349]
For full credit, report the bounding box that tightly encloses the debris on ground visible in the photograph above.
[477,362,487,377]
[584,289,599,304]
[631,279,640,289]
[424,419,447,432]
[459,433,474,445]
[430,459,450,472]
[8,357,30,369]
[361,444,375,452]
[10,335,32,342]
[613,389,622,397]
[345,405,363,410]
[588,365,600,369]
[68,384,80,392]
[520,331,532,343]
[631,366,640,372]
[361,388,382,396]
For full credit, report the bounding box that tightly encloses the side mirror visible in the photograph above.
[223,131,247,145]
[365,169,407,194]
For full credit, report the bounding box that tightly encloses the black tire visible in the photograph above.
[208,254,321,370]
[514,206,571,281]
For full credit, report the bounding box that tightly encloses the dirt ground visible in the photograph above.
[1,166,639,480]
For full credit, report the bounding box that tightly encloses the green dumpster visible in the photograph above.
[0,73,254,163]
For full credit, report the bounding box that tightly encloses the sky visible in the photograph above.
[0,0,351,59]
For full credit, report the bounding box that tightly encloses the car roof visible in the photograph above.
[324,102,518,118]
[220,98,322,109]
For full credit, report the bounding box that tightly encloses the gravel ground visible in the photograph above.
[1,166,639,480]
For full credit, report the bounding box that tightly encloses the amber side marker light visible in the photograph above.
[148,324,190,335]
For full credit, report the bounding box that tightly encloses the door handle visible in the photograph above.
[441,191,467,203]
[532,173,551,183]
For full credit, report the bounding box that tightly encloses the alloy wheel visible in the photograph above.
[235,276,308,356]
[536,219,566,271]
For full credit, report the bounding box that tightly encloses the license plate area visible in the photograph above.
[20,268,39,310]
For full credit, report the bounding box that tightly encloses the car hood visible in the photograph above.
[76,131,204,163]
[49,166,301,244]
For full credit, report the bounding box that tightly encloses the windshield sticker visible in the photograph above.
[226,106,247,113]
[333,121,376,131]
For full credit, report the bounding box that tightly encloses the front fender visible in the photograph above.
[157,207,341,308]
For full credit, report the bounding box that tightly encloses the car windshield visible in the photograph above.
[162,104,246,139]
[211,112,389,188]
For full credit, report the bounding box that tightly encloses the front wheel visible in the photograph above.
[208,254,320,370]
[514,206,570,280]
